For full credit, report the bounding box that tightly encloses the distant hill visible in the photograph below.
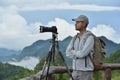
[17,36,120,60]
[100,36,120,56]
[0,48,21,62]
[16,39,51,60]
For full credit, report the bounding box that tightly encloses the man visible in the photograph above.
[66,15,94,80]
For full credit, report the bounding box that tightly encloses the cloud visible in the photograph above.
[90,24,120,43]
[0,6,42,50]
[20,3,120,11]
[0,6,76,50]
[47,18,76,40]
[7,57,39,70]
[48,19,120,44]
[1,1,120,11]
[1,0,66,7]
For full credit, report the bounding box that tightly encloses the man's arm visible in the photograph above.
[72,35,94,58]
[66,37,75,59]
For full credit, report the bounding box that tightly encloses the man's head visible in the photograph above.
[72,15,89,31]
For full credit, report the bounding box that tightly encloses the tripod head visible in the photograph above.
[39,25,58,49]
[39,25,59,62]
[51,32,58,45]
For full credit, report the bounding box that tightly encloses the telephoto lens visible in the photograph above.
[40,26,57,34]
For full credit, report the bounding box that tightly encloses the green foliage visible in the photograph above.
[92,49,120,80]
[1,49,120,80]
[34,49,120,80]
[106,49,120,63]
[93,71,102,80]
[34,55,46,73]
[0,62,34,80]
[111,70,120,80]
[105,49,120,80]
[34,52,70,79]
[54,73,69,80]
[34,51,65,72]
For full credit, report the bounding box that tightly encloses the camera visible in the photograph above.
[40,26,58,34]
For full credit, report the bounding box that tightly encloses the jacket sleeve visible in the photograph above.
[72,35,94,58]
[66,36,76,59]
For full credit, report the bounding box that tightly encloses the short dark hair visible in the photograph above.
[85,23,88,28]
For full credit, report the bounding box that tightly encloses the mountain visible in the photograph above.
[100,36,120,56]
[17,36,120,60]
[17,39,51,60]
[18,36,120,60]
[0,48,21,62]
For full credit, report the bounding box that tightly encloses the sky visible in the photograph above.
[0,0,120,50]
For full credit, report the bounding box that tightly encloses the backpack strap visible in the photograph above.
[72,33,78,50]
[88,53,102,69]
[83,33,95,45]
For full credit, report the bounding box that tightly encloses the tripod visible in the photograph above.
[39,33,74,80]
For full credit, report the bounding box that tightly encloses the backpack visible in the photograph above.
[72,33,106,69]
[90,35,106,69]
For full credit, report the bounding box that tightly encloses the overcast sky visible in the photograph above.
[0,0,120,50]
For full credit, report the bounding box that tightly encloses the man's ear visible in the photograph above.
[82,22,87,28]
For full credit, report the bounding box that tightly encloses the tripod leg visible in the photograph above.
[45,51,53,80]
[58,51,74,80]
[40,52,52,80]
[39,61,47,80]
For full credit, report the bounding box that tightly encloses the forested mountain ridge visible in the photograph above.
[18,36,120,60]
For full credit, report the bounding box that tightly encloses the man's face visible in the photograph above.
[75,21,86,31]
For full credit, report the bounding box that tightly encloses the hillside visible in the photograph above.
[23,49,120,80]
[106,49,120,63]
[1,49,120,80]
[0,62,33,80]
[16,39,51,60]
[105,49,120,80]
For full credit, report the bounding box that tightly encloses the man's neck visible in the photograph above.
[79,29,86,36]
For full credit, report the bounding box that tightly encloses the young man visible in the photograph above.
[66,15,94,80]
